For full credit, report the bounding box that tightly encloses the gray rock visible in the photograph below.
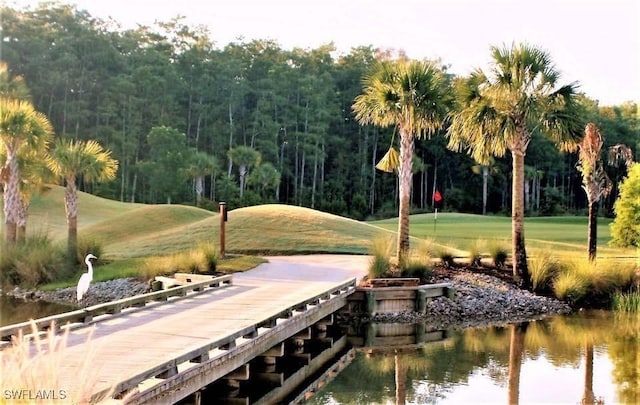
[365,269,572,329]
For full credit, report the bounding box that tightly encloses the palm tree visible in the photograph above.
[227,146,261,198]
[0,147,55,242]
[248,162,281,200]
[577,123,634,261]
[186,151,218,206]
[353,59,451,262]
[447,43,583,288]
[471,157,499,215]
[46,139,118,259]
[0,98,53,244]
[577,123,612,261]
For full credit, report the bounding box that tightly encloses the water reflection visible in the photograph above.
[311,311,639,404]
[0,294,74,326]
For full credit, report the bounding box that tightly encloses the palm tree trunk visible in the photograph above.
[239,165,247,198]
[397,129,414,263]
[3,154,20,244]
[582,341,595,404]
[512,149,531,289]
[482,166,488,215]
[394,354,407,405]
[65,179,79,261]
[588,200,598,261]
[508,322,528,405]
[17,198,28,243]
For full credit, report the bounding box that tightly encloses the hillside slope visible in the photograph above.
[7,186,390,258]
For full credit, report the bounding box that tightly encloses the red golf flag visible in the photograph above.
[434,189,442,203]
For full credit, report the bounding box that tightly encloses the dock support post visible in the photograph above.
[365,290,376,315]
[416,289,427,313]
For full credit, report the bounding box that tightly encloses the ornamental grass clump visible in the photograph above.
[400,241,433,279]
[612,287,640,312]
[198,242,218,273]
[436,248,456,268]
[529,252,560,292]
[467,239,485,267]
[368,236,393,279]
[488,241,509,268]
[552,270,589,304]
[0,321,111,404]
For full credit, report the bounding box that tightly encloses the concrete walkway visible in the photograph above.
[237,254,371,284]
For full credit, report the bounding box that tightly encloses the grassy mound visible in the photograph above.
[12,186,393,259]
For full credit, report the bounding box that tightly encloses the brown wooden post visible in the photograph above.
[219,202,227,258]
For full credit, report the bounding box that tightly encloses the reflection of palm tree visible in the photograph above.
[508,322,529,405]
[395,353,407,405]
[581,341,596,404]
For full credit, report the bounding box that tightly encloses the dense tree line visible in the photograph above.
[1,3,637,220]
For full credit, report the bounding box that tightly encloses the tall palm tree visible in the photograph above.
[0,98,53,243]
[353,59,451,262]
[447,44,583,288]
[577,123,611,261]
[46,139,118,259]
[578,123,634,261]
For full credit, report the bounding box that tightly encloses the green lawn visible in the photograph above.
[3,185,636,289]
[369,212,634,258]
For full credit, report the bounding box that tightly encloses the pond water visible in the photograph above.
[0,294,74,327]
[310,311,639,404]
[2,296,637,404]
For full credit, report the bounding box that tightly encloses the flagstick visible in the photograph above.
[434,207,438,234]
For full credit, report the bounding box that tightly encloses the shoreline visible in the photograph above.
[5,267,573,330]
[346,267,573,330]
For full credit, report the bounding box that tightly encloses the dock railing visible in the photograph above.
[0,274,233,343]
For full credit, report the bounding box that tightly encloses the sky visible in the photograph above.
[6,0,640,106]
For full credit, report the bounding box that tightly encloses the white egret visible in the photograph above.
[77,253,98,301]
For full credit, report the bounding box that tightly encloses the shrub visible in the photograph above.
[368,236,393,279]
[610,163,640,248]
[0,235,66,287]
[76,236,104,264]
[529,252,560,292]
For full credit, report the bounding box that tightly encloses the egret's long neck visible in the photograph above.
[86,259,93,277]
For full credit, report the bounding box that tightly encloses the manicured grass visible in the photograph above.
[5,185,637,289]
[369,212,635,258]
[14,186,394,259]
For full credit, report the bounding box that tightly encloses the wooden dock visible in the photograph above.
[3,269,357,404]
